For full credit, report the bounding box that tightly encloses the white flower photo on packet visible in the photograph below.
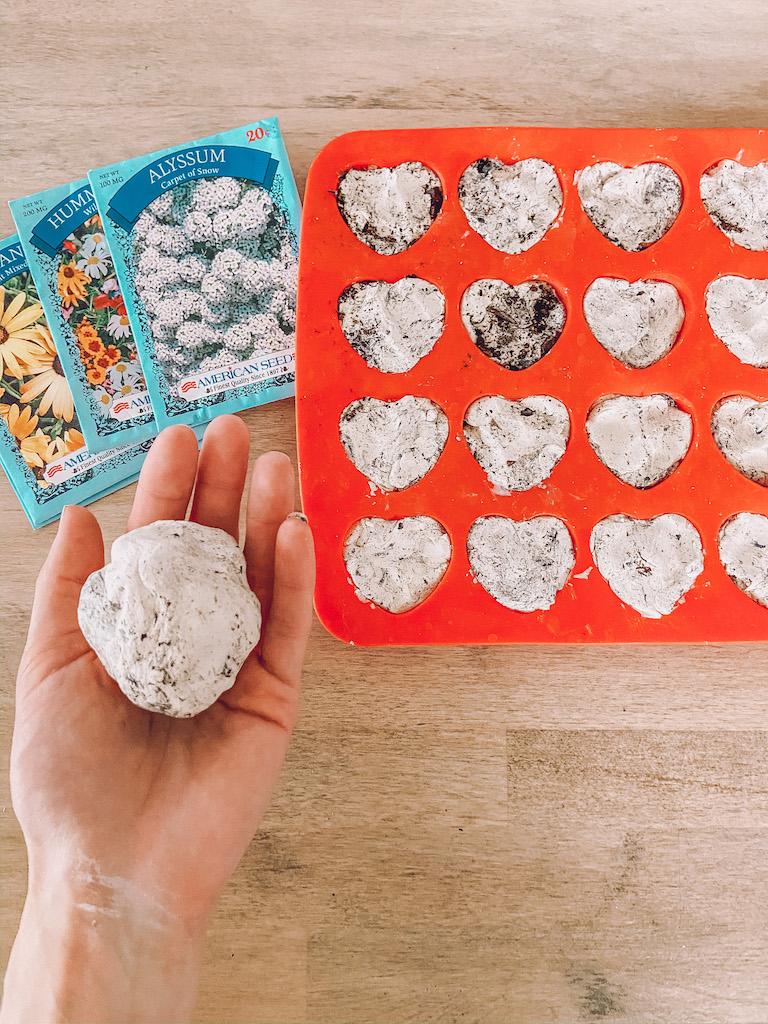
[9,179,155,452]
[89,118,300,432]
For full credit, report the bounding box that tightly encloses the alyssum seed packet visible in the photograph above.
[89,117,301,433]
[9,179,155,453]
[0,234,156,527]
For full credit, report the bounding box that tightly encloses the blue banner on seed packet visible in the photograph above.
[106,146,279,231]
[28,184,98,258]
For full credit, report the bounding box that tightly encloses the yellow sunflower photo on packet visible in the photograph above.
[0,234,157,527]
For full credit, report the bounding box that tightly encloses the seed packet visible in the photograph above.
[0,233,157,528]
[9,179,155,452]
[88,117,300,433]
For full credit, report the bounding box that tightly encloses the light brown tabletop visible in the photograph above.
[3,1,768,1020]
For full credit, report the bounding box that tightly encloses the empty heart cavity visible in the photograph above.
[700,160,768,251]
[338,277,445,373]
[712,396,768,485]
[467,515,575,612]
[458,157,562,254]
[583,278,684,369]
[719,513,768,607]
[461,279,565,371]
[336,162,443,254]
[463,395,569,491]
[586,395,692,488]
[705,276,768,368]
[339,396,448,491]
[576,162,682,251]
[590,514,704,618]
[344,516,451,613]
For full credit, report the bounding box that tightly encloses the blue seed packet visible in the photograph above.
[88,117,300,433]
[0,234,158,528]
[9,179,156,453]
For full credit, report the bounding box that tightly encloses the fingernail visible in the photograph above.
[287,511,308,524]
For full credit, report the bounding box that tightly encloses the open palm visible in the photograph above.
[11,415,314,929]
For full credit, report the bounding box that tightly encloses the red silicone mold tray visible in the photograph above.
[296,127,768,645]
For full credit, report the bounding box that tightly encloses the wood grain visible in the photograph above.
[4,0,768,1020]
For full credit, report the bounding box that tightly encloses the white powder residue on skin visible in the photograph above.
[339,396,448,491]
[463,395,569,491]
[586,394,692,489]
[467,515,575,612]
[458,157,563,254]
[344,516,451,613]
[700,160,768,251]
[712,396,768,485]
[336,162,443,255]
[338,277,445,373]
[73,855,176,930]
[590,514,704,619]
[583,278,684,369]
[705,276,768,368]
[461,279,566,371]
[575,162,682,252]
[719,513,768,607]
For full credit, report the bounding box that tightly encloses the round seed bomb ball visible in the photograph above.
[77,520,262,717]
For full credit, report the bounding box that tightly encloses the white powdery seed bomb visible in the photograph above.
[461,279,565,371]
[719,513,768,606]
[339,396,449,491]
[576,162,682,251]
[344,516,451,613]
[459,157,562,254]
[467,515,575,612]
[705,276,768,367]
[590,514,704,618]
[583,278,684,369]
[712,396,768,485]
[338,277,445,373]
[700,161,768,251]
[464,395,569,491]
[78,521,261,718]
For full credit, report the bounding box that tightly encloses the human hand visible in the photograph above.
[2,414,314,1024]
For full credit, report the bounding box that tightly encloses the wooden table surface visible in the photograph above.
[4,1,768,1020]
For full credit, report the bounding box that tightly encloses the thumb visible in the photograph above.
[28,504,105,643]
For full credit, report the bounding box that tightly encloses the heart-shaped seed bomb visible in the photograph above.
[719,513,768,607]
[338,277,445,373]
[586,395,692,489]
[461,279,565,371]
[590,514,704,618]
[463,395,569,491]
[458,157,562,254]
[583,278,684,369]
[705,276,768,368]
[712,397,768,485]
[336,162,443,254]
[700,160,768,251]
[339,396,448,491]
[576,162,682,251]
[467,515,575,612]
[344,516,451,613]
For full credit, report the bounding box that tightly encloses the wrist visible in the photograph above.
[2,856,205,1024]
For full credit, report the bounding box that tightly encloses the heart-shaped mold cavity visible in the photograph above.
[700,160,768,251]
[719,513,768,607]
[586,394,692,489]
[712,396,768,485]
[461,279,565,371]
[338,277,445,373]
[590,514,704,618]
[336,162,443,255]
[458,157,563,254]
[705,276,768,368]
[344,516,451,613]
[339,396,448,491]
[467,515,575,612]
[576,162,682,251]
[583,278,684,369]
[463,395,569,491]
